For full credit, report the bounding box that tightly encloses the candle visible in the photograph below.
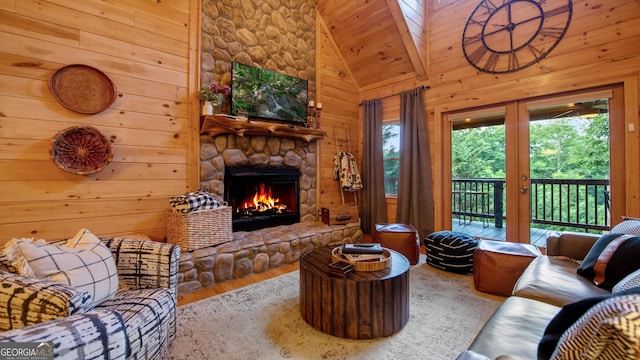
[316,102,322,109]
[308,100,314,107]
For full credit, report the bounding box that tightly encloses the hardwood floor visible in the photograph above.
[177,262,300,306]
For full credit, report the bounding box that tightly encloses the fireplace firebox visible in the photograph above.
[224,167,300,232]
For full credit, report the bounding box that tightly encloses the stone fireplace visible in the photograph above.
[179,127,363,296]
[224,166,300,232]
[199,133,317,226]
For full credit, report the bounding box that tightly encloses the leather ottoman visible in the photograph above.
[473,240,542,296]
[373,223,420,265]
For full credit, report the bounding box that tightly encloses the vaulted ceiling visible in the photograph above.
[317,0,429,92]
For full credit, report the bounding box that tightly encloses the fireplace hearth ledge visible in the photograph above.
[176,221,362,296]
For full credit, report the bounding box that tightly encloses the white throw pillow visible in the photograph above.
[550,294,640,360]
[4,229,119,306]
[614,268,640,293]
[611,219,640,236]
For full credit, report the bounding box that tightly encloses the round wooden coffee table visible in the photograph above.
[299,245,410,339]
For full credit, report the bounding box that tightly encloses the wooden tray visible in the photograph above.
[332,246,391,271]
[48,64,117,114]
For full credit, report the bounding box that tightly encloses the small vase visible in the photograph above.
[215,96,224,114]
[202,101,213,116]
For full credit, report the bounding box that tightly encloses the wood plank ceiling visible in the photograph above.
[317,0,428,92]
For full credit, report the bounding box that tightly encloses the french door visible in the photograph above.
[446,85,623,244]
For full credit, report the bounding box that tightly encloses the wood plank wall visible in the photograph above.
[0,0,198,244]
[316,15,362,211]
[427,0,640,230]
[359,0,640,232]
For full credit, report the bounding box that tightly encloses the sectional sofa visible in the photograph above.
[458,219,640,360]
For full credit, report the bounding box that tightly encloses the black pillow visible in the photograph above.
[577,233,640,291]
[537,287,640,360]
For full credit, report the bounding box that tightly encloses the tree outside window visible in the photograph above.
[383,123,400,196]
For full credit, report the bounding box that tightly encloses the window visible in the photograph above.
[383,123,400,196]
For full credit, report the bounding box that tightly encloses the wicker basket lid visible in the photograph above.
[50,125,113,175]
[48,64,117,114]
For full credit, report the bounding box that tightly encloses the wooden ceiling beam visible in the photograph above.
[385,0,428,81]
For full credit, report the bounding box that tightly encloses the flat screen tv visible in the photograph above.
[231,62,308,126]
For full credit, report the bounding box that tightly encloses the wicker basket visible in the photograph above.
[167,206,232,251]
[50,125,113,175]
[332,246,391,272]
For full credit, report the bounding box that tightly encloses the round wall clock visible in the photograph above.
[462,0,572,74]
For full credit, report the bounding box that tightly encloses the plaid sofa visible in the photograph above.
[0,237,180,360]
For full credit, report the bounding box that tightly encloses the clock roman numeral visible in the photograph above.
[544,4,571,18]
[467,18,488,27]
[467,46,488,65]
[483,52,500,72]
[463,33,483,45]
[480,0,500,12]
[526,44,544,58]
[509,52,519,71]
[539,27,565,38]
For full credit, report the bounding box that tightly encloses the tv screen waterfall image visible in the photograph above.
[231,62,308,126]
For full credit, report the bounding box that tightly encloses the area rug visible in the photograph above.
[166,257,504,360]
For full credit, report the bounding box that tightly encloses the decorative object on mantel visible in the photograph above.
[49,125,113,175]
[201,101,214,116]
[200,114,326,142]
[198,83,230,115]
[48,64,117,114]
[307,101,323,128]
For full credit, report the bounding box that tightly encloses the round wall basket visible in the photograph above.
[48,64,117,114]
[50,126,113,175]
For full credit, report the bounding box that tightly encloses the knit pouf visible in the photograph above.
[424,231,478,274]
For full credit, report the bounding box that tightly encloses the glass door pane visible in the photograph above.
[526,98,611,245]
[450,110,507,240]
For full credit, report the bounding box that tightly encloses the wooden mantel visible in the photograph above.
[200,115,327,142]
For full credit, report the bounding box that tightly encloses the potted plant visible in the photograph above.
[199,83,231,115]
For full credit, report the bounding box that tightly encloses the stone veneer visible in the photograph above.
[200,0,316,101]
[177,221,362,296]
[183,133,351,296]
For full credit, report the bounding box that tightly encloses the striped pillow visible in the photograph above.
[611,219,640,236]
[613,269,640,293]
[0,270,94,331]
[551,294,640,359]
[4,229,119,306]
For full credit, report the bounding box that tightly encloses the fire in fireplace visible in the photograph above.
[237,183,289,217]
[224,167,300,232]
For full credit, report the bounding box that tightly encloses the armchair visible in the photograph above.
[0,237,180,360]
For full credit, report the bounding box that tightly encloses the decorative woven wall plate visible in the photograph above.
[50,126,113,175]
[48,64,117,114]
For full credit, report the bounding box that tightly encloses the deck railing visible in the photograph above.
[452,178,610,232]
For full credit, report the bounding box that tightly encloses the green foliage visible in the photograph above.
[383,124,400,195]
[452,116,609,180]
[529,116,609,179]
[452,126,506,178]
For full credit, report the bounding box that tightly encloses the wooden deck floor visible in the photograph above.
[451,220,556,248]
